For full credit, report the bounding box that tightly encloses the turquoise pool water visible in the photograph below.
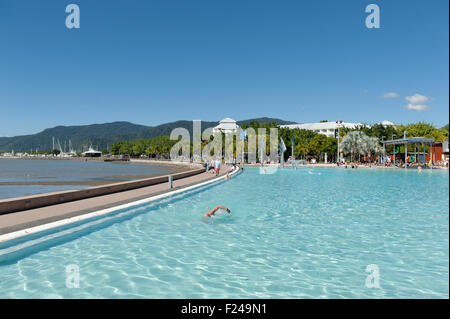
[0,167,448,298]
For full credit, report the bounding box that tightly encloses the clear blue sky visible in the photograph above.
[0,0,448,136]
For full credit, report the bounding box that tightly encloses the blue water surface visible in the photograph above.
[0,159,176,199]
[0,167,448,298]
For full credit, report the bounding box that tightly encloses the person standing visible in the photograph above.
[214,158,221,176]
[210,159,215,173]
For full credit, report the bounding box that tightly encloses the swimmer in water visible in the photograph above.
[203,205,231,218]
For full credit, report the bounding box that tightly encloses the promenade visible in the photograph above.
[0,166,232,236]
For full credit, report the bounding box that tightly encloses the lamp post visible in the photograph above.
[381,136,386,164]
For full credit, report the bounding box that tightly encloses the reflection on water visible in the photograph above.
[0,159,176,199]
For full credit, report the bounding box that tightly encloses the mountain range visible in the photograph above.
[0,118,295,152]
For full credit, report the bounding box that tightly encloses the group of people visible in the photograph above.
[342,163,359,169]
[205,158,239,176]
[337,161,359,169]
[205,158,222,176]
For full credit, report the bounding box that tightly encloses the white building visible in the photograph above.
[281,120,396,137]
[280,121,363,138]
[379,120,396,127]
[212,118,240,134]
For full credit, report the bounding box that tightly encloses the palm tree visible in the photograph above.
[368,137,382,162]
[341,131,381,162]
[341,131,361,162]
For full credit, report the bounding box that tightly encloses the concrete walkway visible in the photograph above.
[0,166,232,236]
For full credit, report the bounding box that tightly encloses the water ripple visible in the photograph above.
[0,167,448,298]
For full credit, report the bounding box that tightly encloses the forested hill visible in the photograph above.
[0,118,295,152]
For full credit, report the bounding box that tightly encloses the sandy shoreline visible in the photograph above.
[245,162,449,170]
[2,156,447,172]
[0,156,201,168]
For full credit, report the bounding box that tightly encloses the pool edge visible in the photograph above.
[0,167,242,244]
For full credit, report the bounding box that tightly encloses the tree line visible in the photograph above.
[109,121,449,162]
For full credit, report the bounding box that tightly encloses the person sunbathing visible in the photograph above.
[203,205,231,218]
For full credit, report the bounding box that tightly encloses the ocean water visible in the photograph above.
[0,159,176,199]
[0,167,448,298]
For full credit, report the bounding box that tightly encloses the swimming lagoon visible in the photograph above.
[0,167,448,298]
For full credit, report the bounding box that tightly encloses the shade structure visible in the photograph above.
[382,137,435,168]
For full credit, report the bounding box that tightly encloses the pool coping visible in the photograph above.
[0,166,241,244]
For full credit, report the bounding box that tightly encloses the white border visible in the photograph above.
[0,167,240,244]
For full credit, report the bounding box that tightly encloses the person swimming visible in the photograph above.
[203,205,231,218]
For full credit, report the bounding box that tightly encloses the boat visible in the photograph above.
[82,147,102,157]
